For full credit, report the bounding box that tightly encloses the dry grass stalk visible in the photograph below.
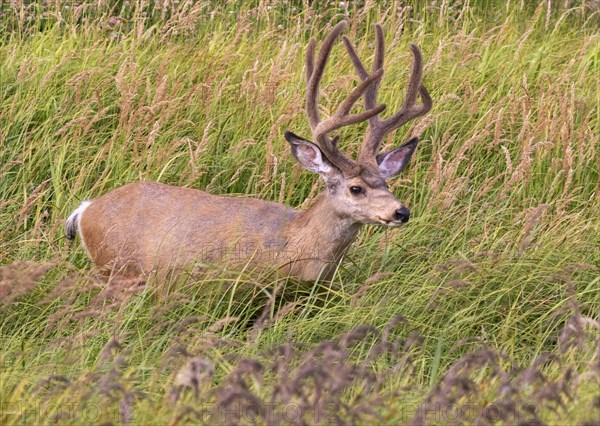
[0,260,56,305]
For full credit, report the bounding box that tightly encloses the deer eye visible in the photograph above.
[349,186,364,195]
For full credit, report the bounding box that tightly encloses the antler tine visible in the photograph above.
[368,24,385,110]
[305,21,387,174]
[385,44,424,124]
[344,24,387,165]
[377,44,431,135]
[343,36,369,79]
[373,24,385,71]
[349,29,432,164]
[419,83,433,117]
[313,70,386,173]
[343,24,384,113]
[305,38,315,84]
[314,69,385,136]
[305,21,347,131]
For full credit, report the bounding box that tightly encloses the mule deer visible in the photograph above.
[66,21,432,281]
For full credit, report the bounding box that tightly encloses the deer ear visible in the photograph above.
[376,137,419,179]
[285,131,337,176]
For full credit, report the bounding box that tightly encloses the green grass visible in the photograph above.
[1,1,599,425]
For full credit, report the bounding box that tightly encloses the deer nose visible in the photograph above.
[394,207,410,223]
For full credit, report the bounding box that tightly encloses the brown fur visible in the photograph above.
[77,181,403,281]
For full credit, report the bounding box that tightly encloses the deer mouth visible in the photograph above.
[376,218,404,227]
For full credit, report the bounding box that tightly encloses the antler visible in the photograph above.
[343,24,432,167]
[305,21,386,174]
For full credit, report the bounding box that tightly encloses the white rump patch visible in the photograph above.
[65,201,92,240]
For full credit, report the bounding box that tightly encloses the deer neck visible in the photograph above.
[283,193,362,280]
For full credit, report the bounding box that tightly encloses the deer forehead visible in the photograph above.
[342,167,387,189]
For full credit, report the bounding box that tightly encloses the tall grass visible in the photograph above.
[1,1,599,424]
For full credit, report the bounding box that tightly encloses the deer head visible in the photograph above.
[285,21,432,227]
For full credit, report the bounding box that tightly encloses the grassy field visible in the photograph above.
[1,1,599,424]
